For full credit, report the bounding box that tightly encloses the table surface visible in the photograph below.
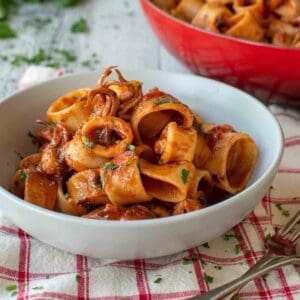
[0,0,191,100]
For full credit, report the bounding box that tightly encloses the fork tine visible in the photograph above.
[289,230,300,243]
[279,210,300,238]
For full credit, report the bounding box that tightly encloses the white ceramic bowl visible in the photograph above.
[0,70,283,259]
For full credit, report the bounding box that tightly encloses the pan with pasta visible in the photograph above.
[10,66,258,221]
[153,0,300,47]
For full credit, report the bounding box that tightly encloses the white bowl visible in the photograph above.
[0,69,283,259]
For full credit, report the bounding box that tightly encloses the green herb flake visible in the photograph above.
[64,193,69,199]
[84,138,94,149]
[235,244,242,255]
[154,277,162,284]
[54,48,77,62]
[32,286,43,290]
[0,22,17,39]
[11,291,18,297]
[11,49,47,67]
[214,265,222,270]
[56,0,79,7]
[75,274,80,282]
[6,285,17,291]
[191,255,200,260]
[275,204,290,217]
[203,273,214,284]
[265,233,272,241]
[82,60,92,68]
[47,121,56,126]
[126,144,136,151]
[181,169,190,184]
[104,162,118,170]
[45,275,50,279]
[71,18,89,33]
[282,210,290,217]
[182,255,200,265]
[153,96,175,105]
[223,233,236,241]
[182,258,192,265]
[20,170,28,182]
[202,242,210,248]
[46,62,61,68]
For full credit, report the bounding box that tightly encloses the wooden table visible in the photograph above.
[0,0,190,100]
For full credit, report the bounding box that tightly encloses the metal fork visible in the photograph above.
[190,210,300,300]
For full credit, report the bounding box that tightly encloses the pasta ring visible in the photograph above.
[139,159,195,202]
[81,116,133,158]
[131,90,194,145]
[47,88,92,132]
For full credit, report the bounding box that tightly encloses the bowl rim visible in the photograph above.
[0,69,284,228]
[141,0,300,52]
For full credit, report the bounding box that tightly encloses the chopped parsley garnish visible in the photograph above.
[214,265,222,270]
[104,162,118,170]
[223,233,236,241]
[203,273,214,284]
[182,255,200,265]
[5,285,17,291]
[82,60,92,68]
[0,22,17,39]
[71,18,89,33]
[202,242,210,248]
[153,96,175,105]
[84,138,94,149]
[47,121,56,126]
[265,233,272,241]
[275,204,290,217]
[11,291,18,297]
[32,286,43,290]
[181,169,190,184]
[56,0,79,7]
[126,144,136,151]
[153,277,162,284]
[75,274,80,282]
[45,275,50,279]
[20,170,28,182]
[235,244,242,254]
[46,62,61,68]
[54,48,77,62]
[12,49,47,67]
[64,193,69,199]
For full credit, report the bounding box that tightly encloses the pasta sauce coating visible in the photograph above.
[10,66,258,220]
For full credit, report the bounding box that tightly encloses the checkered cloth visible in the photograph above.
[0,66,299,300]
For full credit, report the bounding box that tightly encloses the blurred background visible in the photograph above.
[0,0,188,99]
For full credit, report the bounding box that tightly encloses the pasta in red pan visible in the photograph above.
[10,66,258,221]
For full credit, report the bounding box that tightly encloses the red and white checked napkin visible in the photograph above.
[0,66,299,300]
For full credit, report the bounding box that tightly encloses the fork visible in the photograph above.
[190,210,300,300]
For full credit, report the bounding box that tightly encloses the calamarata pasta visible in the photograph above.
[11,66,258,221]
[154,0,300,47]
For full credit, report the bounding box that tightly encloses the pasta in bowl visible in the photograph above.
[0,68,282,258]
[10,67,258,220]
[153,0,300,47]
[140,0,300,104]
